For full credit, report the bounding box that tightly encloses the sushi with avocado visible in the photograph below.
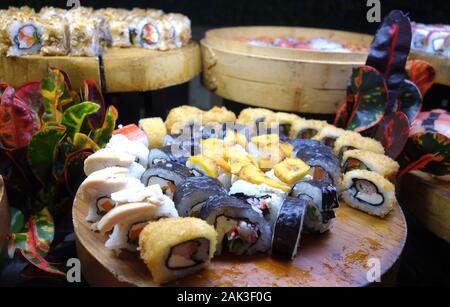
[141,161,191,198]
[341,149,399,181]
[8,17,43,56]
[289,119,328,139]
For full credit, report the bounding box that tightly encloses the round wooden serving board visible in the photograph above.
[0,176,10,250]
[0,43,201,93]
[410,52,450,86]
[73,195,407,287]
[201,27,373,114]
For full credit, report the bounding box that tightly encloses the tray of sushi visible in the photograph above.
[201,27,373,114]
[409,22,450,86]
[0,6,201,92]
[73,106,407,287]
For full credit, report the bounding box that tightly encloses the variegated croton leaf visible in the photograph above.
[84,80,106,130]
[92,105,119,148]
[374,111,410,159]
[396,79,422,123]
[40,68,73,124]
[7,207,65,276]
[61,102,100,139]
[406,60,436,97]
[64,149,93,197]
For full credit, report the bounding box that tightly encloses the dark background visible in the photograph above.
[0,0,449,287]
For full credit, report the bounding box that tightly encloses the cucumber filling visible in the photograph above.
[350,179,384,206]
[216,216,259,255]
[15,24,40,50]
[166,238,210,270]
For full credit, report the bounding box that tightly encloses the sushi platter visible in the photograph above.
[0,6,201,92]
[201,27,373,114]
[0,176,9,250]
[73,106,407,287]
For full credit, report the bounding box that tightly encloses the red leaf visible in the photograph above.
[406,60,436,97]
[374,111,410,159]
[84,80,106,129]
[333,101,349,128]
[0,86,35,149]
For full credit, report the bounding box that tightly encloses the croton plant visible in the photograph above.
[334,10,449,177]
[0,68,118,276]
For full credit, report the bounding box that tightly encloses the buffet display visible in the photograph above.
[411,22,450,57]
[0,6,191,56]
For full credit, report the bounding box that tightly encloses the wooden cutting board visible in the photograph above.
[0,43,201,93]
[73,195,407,287]
[0,176,9,250]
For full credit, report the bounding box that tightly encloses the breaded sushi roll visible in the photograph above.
[162,13,191,48]
[200,194,272,256]
[334,131,385,159]
[8,17,43,56]
[271,197,307,260]
[289,119,328,139]
[77,167,144,225]
[229,179,284,224]
[0,17,12,55]
[97,198,178,254]
[141,161,191,198]
[341,149,399,181]
[39,16,69,55]
[106,134,149,168]
[136,17,172,50]
[312,125,346,148]
[39,7,66,19]
[202,106,236,125]
[237,108,274,135]
[265,112,303,137]
[139,217,217,284]
[83,148,146,179]
[146,9,165,19]
[108,18,131,47]
[69,17,101,56]
[165,105,203,134]
[174,176,227,217]
[139,117,167,148]
[341,170,396,218]
[291,179,339,233]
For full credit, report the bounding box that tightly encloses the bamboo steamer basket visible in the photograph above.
[0,176,9,250]
[201,26,373,114]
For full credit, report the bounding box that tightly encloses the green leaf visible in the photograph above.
[27,125,66,185]
[73,133,100,151]
[92,105,118,148]
[9,207,25,233]
[52,141,74,179]
[64,149,93,197]
[346,66,387,132]
[61,102,100,139]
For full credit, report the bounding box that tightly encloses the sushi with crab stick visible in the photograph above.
[8,17,43,56]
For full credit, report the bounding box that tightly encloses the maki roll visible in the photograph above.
[341,149,399,181]
[141,161,191,198]
[341,170,396,218]
[39,16,69,56]
[312,125,346,148]
[291,179,339,233]
[165,105,203,134]
[174,176,227,217]
[83,148,146,179]
[0,17,12,55]
[200,194,272,256]
[97,198,178,254]
[8,18,43,56]
[106,134,149,168]
[139,217,217,284]
[148,146,186,166]
[137,17,172,50]
[108,18,131,47]
[68,17,101,56]
[77,167,144,226]
[334,131,385,159]
[139,117,167,148]
[271,197,307,260]
[202,106,236,125]
[265,112,303,137]
[229,179,284,224]
[289,119,328,139]
[237,108,274,135]
[162,13,191,49]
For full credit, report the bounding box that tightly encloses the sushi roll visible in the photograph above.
[8,17,43,56]
[162,13,191,49]
[139,217,217,284]
[265,112,302,138]
[108,18,131,47]
[111,184,167,207]
[312,125,346,148]
[139,117,167,148]
[165,105,203,134]
[341,149,399,181]
[341,170,396,218]
[291,179,339,233]
[237,108,274,135]
[271,197,307,260]
[186,155,231,188]
[141,161,191,198]
[68,17,101,56]
[174,176,227,217]
[200,194,272,256]
[39,16,69,56]
[83,148,146,179]
[202,106,236,125]
[148,146,186,166]
[229,179,284,224]
[136,17,172,50]
[106,134,149,168]
[97,199,178,254]
[113,124,149,147]
[289,119,328,139]
[0,17,12,55]
[77,167,144,225]
[39,6,67,19]
[334,131,385,159]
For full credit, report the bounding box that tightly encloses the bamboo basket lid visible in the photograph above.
[0,43,201,93]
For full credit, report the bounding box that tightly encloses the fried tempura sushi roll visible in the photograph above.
[202,106,236,125]
[312,125,346,148]
[341,150,399,181]
[136,17,172,50]
[83,148,146,179]
[141,161,191,198]
[139,217,217,284]
[289,119,328,139]
[8,17,43,56]
[98,199,178,254]
[341,170,396,218]
[265,112,303,137]
[68,17,101,56]
[162,13,191,49]
[165,105,203,134]
[200,194,272,256]
[291,179,339,233]
[334,131,385,159]
[108,18,131,47]
[139,117,167,148]
[39,16,69,55]
[174,176,227,217]
[237,108,275,134]
[0,17,12,55]
[271,197,307,260]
